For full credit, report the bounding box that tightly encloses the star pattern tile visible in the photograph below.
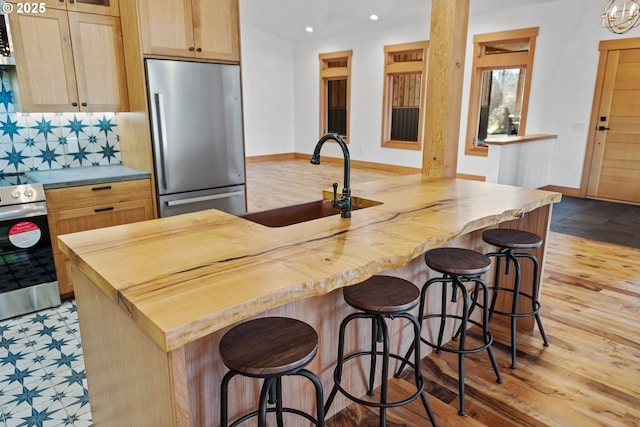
[0,301,93,427]
[0,72,121,174]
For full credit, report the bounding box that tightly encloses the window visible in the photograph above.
[319,50,352,141]
[465,27,539,156]
[381,41,429,150]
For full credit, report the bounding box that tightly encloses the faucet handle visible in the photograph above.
[332,182,338,205]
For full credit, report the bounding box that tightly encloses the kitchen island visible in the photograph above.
[58,175,560,426]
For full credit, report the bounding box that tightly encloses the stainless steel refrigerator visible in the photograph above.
[145,59,246,217]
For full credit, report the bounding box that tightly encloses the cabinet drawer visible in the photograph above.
[49,198,153,254]
[46,179,152,211]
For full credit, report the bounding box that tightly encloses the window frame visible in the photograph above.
[319,50,352,142]
[464,27,539,157]
[380,41,429,151]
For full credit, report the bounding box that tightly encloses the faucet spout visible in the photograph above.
[310,133,352,218]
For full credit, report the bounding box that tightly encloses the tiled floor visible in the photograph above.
[0,301,91,427]
[549,196,640,248]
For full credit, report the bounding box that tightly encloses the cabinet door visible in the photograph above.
[50,198,154,294]
[67,12,129,111]
[192,0,240,62]
[42,0,119,15]
[69,0,119,16]
[8,10,79,112]
[138,0,195,57]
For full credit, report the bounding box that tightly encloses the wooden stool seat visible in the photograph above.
[424,247,491,276]
[482,228,542,250]
[220,317,318,377]
[343,275,420,314]
[220,317,324,426]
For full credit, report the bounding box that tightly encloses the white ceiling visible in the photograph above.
[239,0,560,42]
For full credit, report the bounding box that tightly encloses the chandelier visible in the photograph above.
[602,0,640,34]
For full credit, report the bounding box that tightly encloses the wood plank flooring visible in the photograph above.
[246,159,640,427]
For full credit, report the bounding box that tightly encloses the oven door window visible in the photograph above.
[0,214,57,293]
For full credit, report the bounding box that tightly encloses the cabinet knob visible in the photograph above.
[72,102,78,107]
[69,0,75,3]
[58,0,64,2]
[196,47,202,52]
[81,102,87,107]
[189,47,195,52]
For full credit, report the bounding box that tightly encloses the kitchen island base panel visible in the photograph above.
[73,204,550,426]
[74,268,189,427]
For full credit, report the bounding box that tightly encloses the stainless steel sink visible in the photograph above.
[240,197,382,227]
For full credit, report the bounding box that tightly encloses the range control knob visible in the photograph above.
[10,189,21,199]
[24,188,34,198]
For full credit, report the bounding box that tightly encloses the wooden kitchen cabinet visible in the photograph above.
[42,0,119,16]
[138,0,240,62]
[46,179,154,296]
[8,9,128,112]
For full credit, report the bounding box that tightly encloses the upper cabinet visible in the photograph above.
[138,0,240,62]
[8,9,128,112]
[42,0,119,16]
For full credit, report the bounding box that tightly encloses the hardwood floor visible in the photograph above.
[246,159,640,427]
[245,157,410,212]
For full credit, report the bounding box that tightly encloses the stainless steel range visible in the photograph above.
[0,173,60,321]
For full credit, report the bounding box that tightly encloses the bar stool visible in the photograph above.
[220,316,324,427]
[324,275,437,427]
[397,247,502,416]
[481,228,549,369]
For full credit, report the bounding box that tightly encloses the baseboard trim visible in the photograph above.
[293,152,421,174]
[247,152,421,174]
[456,173,486,182]
[245,153,297,163]
[539,185,582,198]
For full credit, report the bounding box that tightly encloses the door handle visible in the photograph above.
[166,190,245,207]
[598,126,610,131]
[154,93,170,190]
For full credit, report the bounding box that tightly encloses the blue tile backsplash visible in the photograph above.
[0,71,121,175]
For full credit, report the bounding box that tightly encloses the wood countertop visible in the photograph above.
[58,176,561,352]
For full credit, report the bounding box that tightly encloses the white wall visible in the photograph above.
[239,23,295,156]
[459,0,621,189]
[240,0,639,188]
[292,26,429,167]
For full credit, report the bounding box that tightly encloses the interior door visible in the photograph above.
[587,47,640,203]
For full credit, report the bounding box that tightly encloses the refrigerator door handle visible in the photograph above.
[154,93,170,190]
[165,190,245,207]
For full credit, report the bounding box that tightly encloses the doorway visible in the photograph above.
[584,38,640,203]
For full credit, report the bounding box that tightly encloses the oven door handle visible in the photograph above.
[0,203,47,221]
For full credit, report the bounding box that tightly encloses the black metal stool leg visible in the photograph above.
[379,316,390,427]
[258,377,276,427]
[367,316,379,396]
[509,251,521,369]
[408,311,438,427]
[220,370,237,427]
[396,276,433,377]
[324,312,356,414]
[297,369,325,426]
[518,252,550,348]
[454,278,470,416]
[479,279,503,384]
[487,251,505,319]
[274,377,284,427]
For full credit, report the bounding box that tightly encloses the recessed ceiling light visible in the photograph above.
[370,14,379,21]
[305,26,314,32]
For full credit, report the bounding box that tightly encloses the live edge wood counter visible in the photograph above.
[58,176,560,427]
